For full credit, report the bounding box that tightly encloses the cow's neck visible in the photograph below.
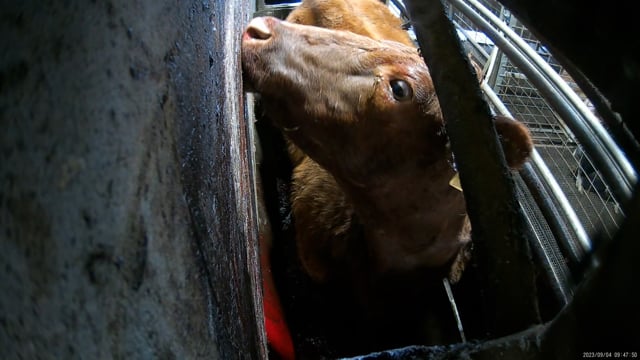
[342,158,469,273]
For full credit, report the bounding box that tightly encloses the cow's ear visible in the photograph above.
[494,115,533,169]
[469,58,484,83]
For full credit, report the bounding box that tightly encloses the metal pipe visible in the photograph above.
[561,64,640,170]
[484,45,501,88]
[442,278,467,343]
[389,0,410,23]
[447,0,634,204]
[464,0,637,190]
[405,0,540,336]
[484,82,580,305]
[482,82,591,257]
[454,24,490,61]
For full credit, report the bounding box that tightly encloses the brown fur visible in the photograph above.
[242,0,532,350]
[243,1,531,282]
[287,0,413,46]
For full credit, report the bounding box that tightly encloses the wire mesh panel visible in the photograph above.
[249,1,635,356]
[444,0,625,245]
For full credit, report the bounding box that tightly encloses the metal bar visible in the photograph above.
[389,0,410,23]
[404,0,540,337]
[483,83,579,304]
[561,64,640,170]
[484,45,501,88]
[454,24,490,61]
[442,278,467,343]
[448,0,635,204]
[253,0,298,18]
[482,82,591,256]
[346,188,640,354]
[464,0,637,187]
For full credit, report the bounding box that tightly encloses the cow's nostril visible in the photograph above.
[246,17,272,40]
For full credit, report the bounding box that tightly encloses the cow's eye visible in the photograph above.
[390,79,413,101]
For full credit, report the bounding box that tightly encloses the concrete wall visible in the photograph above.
[0,1,265,358]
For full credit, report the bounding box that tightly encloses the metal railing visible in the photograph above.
[441,0,637,307]
[450,0,636,202]
[251,0,636,318]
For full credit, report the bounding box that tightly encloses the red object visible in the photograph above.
[260,234,295,360]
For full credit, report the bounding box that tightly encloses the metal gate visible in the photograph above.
[251,0,640,356]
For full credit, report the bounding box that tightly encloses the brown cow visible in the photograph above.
[242,1,532,355]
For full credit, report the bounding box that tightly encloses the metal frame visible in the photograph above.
[482,82,590,260]
[448,0,636,204]
[249,0,638,356]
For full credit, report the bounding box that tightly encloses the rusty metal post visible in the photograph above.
[403,0,540,338]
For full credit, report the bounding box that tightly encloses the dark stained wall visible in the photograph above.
[0,1,265,358]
